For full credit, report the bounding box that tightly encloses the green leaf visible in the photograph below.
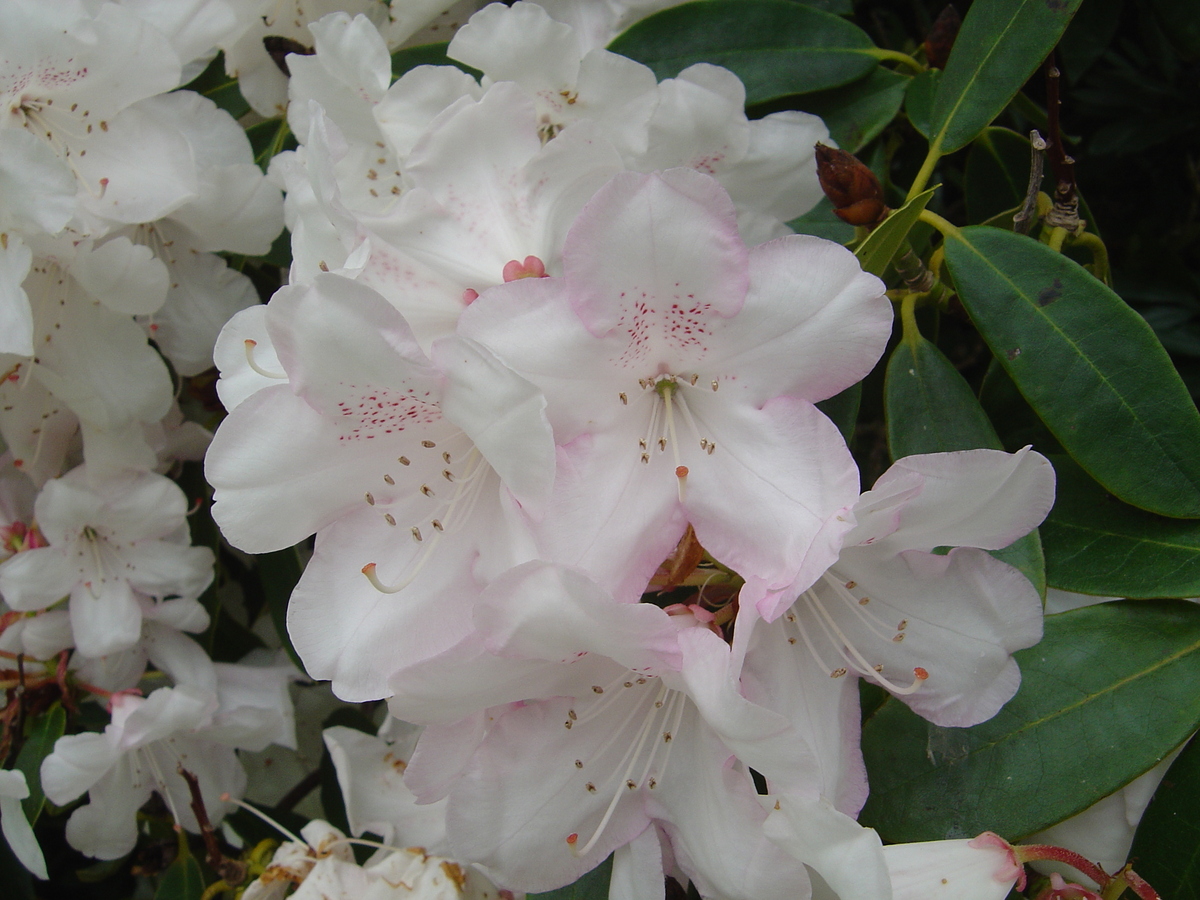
[1043,455,1200,598]
[390,42,481,80]
[816,381,861,445]
[528,855,613,900]
[855,187,936,278]
[1128,733,1200,898]
[944,226,1200,518]
[14,705,65,824]
[860,600,1200,842]
[904,68,940,139]
[793,67,908,152]
[246,118,296,172]
[927,0,1083,155]
[607,0,878,105]
[154,851,205,900]
[884,329,1046,596]
[182,53,250,120]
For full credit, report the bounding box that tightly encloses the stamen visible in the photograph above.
[383,474,395,485]
[362,563,405,594]
[675,465,689,502]
[243,340,287,379]
[221,794,305,845]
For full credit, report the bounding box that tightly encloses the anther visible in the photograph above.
[648,778,657,789]
[568,710,577,721]
[592,685,604,694]
[705,443,715,455]
[384,514,396,526]
[641,453,650,463]
[575,760,583,768]
[830,668,847,678]
[383,474,395,485]
[711,380,719,391]
[619,393,628,405]
[442,470,454,481]
[859,596,870,605]
[845,581,857,589]
[898,619,908,631]
[365,492,375,505]
[421,440,436,448]
[411,527,422,542]
[420,484,434,497]
[443,452,452,463]
[586,783,596,793]
[432,520,444,531]
[663,732,672,743]
[689,374,699,385]
[626,780,636,790]
[398,456,410,466]
[892,633,905,643]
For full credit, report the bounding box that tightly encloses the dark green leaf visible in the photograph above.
[885,331,1001,459]
[965,127,1041,225]
[928,0,1083,154]
[1149,0,1200,59]
[154,851,205,900]
[884,329,1046,596]
[246,118,296,172]
[1128,733,1200,898]
[794,67,908,152]
[978,359,1062,453]
[528,855,613,900]
[860,600,1200,842]
[786,197,854,243]
[14,705,65,823]
[904,68,940,139]
[855,187,936,278]
[1043,456,1200,598]
[390,42,481,80]
[816,381,862,445]
[944,226,1200,518]
[258,547,308,675]
[608,1,878,105]
[793,0,853,13]
[1059,0,1123,82]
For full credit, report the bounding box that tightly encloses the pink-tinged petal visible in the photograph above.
[118,686,216,749]
[143,622,218,693]
[861,448,1056,555]
[830,546,1043,726]
[405,713,488,805]
[675,626,832,802]
[0,547,77,610]
[883,837,1022,900]
[388,633,615,726]
[718,111,830,225]
[432,337,555,512]
[445,697,651,892]
[539,433,689,603]
[763,795,890,900]
[70,578,142,657]
[267,273,435,420]
[12,609,74,660]
[734,603,867,813]
[375,65,482,159]
[635,65,749,176]
[0,128,75,235]
[207,384,422,553]
[647,705,812,900]
[702,234,890,404]
[286,505,485,702]
[683,395,858,593]
[0,236,34,357]
[72,236,168,316]
[610,826,665,900]
[563,168,749,341]
[323,725,451,854]
[449,1,582,87]
[214,305,282,412]
[476,562,683,672]
[92,470,190,541]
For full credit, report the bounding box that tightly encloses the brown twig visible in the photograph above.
[276,769,322,813]
[1014,130,1048,234]
[178,766,248,887]
[1043,56,1083,232]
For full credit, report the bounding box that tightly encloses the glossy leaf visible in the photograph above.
[884,329,1046,596]
[816,381,862,445]
[794,67,908,152]
[1128,733,1200,899]
[904,68,940,139]
[855,187,936,278]
[14,705,65,824]
[860,600,1200,842]
[154,851,205,900]
[1043,456,1200,598]
[928,0,1083,154]
[944,226,1200,518]
[529,855,613,900]
[786,197,854,243]
[608,0,878,105]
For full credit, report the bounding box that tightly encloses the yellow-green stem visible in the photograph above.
[864,48,925,74]
[917,208,963,242]
[1047,226,1068,253]
[907,135,944,201]
[900,293,921,349]
[1071,231,1110,284]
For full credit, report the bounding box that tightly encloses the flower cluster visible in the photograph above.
[199,3,1057,897]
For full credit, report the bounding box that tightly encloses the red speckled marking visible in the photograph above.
[614,285,713,367]
[334,384,440,441]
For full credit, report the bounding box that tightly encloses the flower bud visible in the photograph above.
[924,5,963,69]
[814,143,889,227]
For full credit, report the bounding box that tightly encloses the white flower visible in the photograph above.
[0,768,48,880]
